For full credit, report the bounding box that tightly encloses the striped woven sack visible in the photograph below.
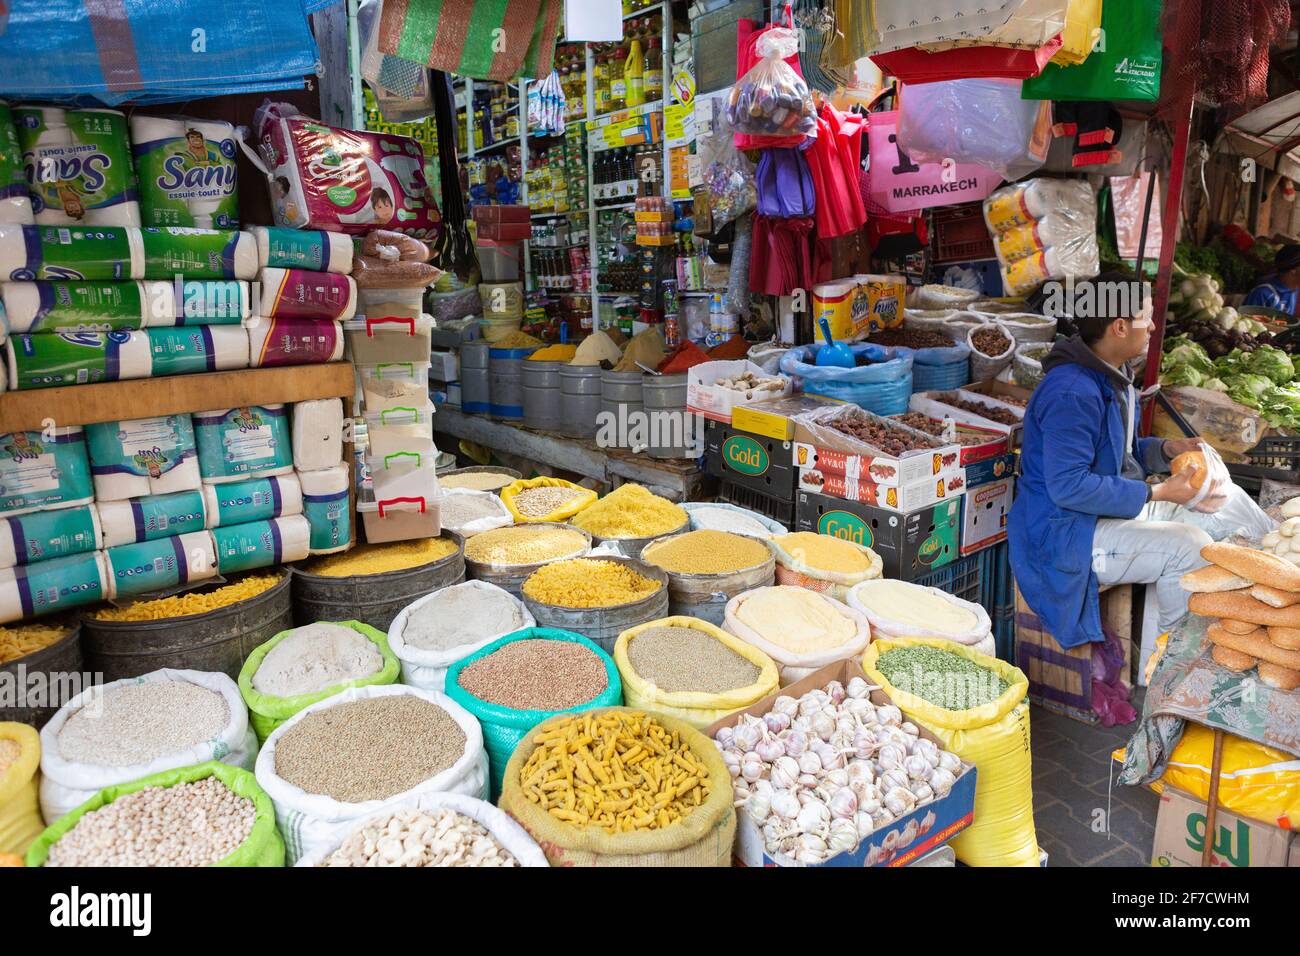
[378,0,563,81]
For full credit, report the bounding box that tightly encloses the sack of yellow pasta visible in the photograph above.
[0,722,42,857]
[500,477,597,524]
[863,636,1040,867]
[1157,725,1300,829]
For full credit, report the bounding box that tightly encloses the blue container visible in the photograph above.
[780,343,913,415]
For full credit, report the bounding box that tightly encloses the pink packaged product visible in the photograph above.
[258,267,358,321]
[253,101,442,240]
[247,316,345,367]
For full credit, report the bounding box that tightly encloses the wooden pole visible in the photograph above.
[1200,727,1226,866]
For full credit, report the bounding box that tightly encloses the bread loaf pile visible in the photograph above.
[1181,542,1300,691]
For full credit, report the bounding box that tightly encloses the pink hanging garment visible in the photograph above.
[751,214,814,295]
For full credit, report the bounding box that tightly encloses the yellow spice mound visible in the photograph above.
[776,532,872,574]
[0,623,71,664]
[465,525,588,566]
[642,530,771,575]
[92,574,282,622]
[524,559,661,608]
[572,484,687,539]
[304,538,459,577]
[491,331,543,349]
[527,344,578,362]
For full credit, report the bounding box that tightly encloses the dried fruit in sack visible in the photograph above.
[933,393,1021,425]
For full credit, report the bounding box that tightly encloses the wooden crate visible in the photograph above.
[1014,583,1133,724]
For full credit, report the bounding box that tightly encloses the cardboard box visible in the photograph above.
[687,360,794,423]
[472,204,530,223]
[708,659,977,868]
[1152,786,1300,868]
[911,388,1026,449]
[961,477,1013,555]
[964,451,1017,488]
[476,220,532,241]
[730,393,839,441]
[792,421,962,490]
[797,467,964,513]
[887,415,1008,466]
[796,490,962,580]
[704,419,797,500]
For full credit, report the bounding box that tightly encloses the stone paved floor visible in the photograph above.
[1031,690,1160,867]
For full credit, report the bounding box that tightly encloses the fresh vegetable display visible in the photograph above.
[1161,335,1300,430]
[1165,270,1286,359]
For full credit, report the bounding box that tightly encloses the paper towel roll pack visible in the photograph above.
[106,530,217,597]
[0,427,94,515]
[146,325,249,376]
[2,279,167,332]
[194,404,294,483]
[130,115,240,229]
[0,550,111,623]
[201,473,302,527]
[258,267,357,321]
[299,463,351,555]
[291,398,344,472]
[211,514,309,574]
[0,503,102,569]
[140,227,257,280]
[97,489,210,549]
[15,106,139,227]
[170,279,251,324]
[86,415,201,501]
[0,104,33,224]
[7,330,152,389]
[251,226,352,274]
[246,315,344,367]
[0,224,142,280]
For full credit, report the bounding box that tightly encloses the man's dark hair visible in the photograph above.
[1070,270,1145,345]
[1275,243,1300,274]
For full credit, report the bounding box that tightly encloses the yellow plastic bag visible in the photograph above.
[0,723,43,857]
[862,637,1040,867]
[1052,0,1104,65]
[500,476,598,524]
[614,616,780,729]
[1158,725,1300,830]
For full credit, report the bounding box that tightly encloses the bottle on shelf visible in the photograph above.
[624,38,645,108]
[645,38,663,103]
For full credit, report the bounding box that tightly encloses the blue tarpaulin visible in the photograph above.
[0,0,341,105]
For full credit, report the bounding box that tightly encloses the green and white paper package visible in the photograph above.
[14,106,139,227]
[194,405,294,484]
[201,473,303,527]
[85,414,201,500]
[299,464,351,555]
[96,489,210,549]
[0,103,34,224]
[0,550,111,623]
[211,514,309,574]
[105,530,217,598]
[0,427,94,515]
[139,227,257,280]
[130,116,239,229]
[7,330,151,389]
[2,278,250,332]
[0,224,141,280]
[250,226,352,274]
[0,503,102,569]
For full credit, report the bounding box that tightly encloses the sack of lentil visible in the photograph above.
[862,637,1039,867]
[387,581,535,692]
[38,669,257,824]
[443,628,622,799]
[614,616,779,729]
[724,586,871,685]
[255,683,487,864]
[0,722,42,857]
[26,761,284,868]
[238,621,401,743]
[770,531,883,601]
[294,790,549,867]
[438,488,514,537]
[500,476,597,524]
[498,707,736,866]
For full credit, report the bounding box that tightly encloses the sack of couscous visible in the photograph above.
[500,477,597,524]
[770,531,882,600]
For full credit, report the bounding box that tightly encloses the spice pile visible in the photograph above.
[716,678,962,865]
[0,622,70,664]
[464,524,588,566]
[440,472,514,491]
[527,343,578,362]
[458,640,607,710]
[523,559,661,608]
[875,645,1009,709]
[402,583,525,651]
[628,626,760,693]
[513,485,586,518]
[45,777,255,867]
[90,574,281,622]
[572,483,687,539]
[732,587,857,654]
[274,696,466,803]
[318,808,518,867]
[642,530,770,575]
[58,681,229,767]
[970,326,1012,356]
[777,532,872,574]
[304,539,458,577]
[440,493,508,530]
[868,328,956,350]
[251,623,383,698]
[520,711,711,833]
[933,394,1021,425]
[827,416,939,454]
[491,331,543,350]
[687,506,776,539]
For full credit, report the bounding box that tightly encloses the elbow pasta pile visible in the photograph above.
[0,623,71,664]
[90,574,282,622]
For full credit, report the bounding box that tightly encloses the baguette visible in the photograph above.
[1180,565,1251,593]
[1257,662,1300,691]
[1249,584,1300,608]
[1200,542,1300,591]
[1268,626,1300,651]
[1207,625,1300,671]
[1217,618,1261,635]
[1210,644,1256,672]
[1188,591,1300,628]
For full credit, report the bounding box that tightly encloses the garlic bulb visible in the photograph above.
[903,754,932,782]
[812,711,836,742]
[872,808,896,829]
[828,817,858,854]
[796,799,831,833]
[799,696,824,718]
[755,736,785,762]
[715,726,735,750]
[884,786,917,817]
[882,767,910,792]
[764,711,791,735]
[772,695,799,717]
[857,785,883,816]
[900,721,920,738]
[796,832,829,863]
[877,704,903,727]
[741,757,764,783]
[847,676,872,699]
[734,718,763,753]
[853,728,878,759]
[797,773,820,790]
[770,789,801,820]
[877,743,906,772]
[747,791,772,822]
[911,782,935,805]
[854,810,876,841]
[782,729,809,757]
[770,756,799,790]
[798,751,822,775]
[912,738,941,767]
[928,768,956,797]
[846,759,875,788]
[823,768,850,790]
[938,751,962,774]
[722,751,741,779]
[826,680,847,706]
[829,787,858,819]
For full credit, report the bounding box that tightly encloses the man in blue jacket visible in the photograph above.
[1010,274,1254,649]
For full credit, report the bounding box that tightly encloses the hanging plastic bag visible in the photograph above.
[1052,0,1104,65]
[726,28,818,138]
[697,101,757,228]
[527,71,566,137]
[1022,0,1163,102]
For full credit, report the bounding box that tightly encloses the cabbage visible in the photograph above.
[1160,337,1212,375]
[1201,377,1229,393]
[1225,373,1273,407]
[1161,365,1203,387]
[1246,345,1295,386]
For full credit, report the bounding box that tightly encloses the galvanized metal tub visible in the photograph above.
[642,373,697,459]
[463,523,592,598]
[522,360,564,432]
[521,555,670,653]
[638,534,776,627]
[560,364,602,438]
[0,620,82,728]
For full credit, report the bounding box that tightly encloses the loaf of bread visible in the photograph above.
[1210,644,1256,671]
[1268,626,1300,651]
[1217,618,1261,635]
[1207,623,1300,670]
[1249,584,1300,608]
[1180,565,1251,592]
[1171,451,1208,490]
[1201,542,1300,591]
[1258,662,1300,690]
[1189,591,1300,628]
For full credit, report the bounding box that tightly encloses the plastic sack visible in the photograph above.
[862,637,1040,866]
[1023,0,1162,102]
[848,580,992,646]
[1181,441,1234,513]
[439,488,514,536]
[386,581,535,693]
[680,501,788,539]
[614,616,780,730]
[726,28,817,138]
[1011,341,1052,389]
[696,100,757,229]
[294,790,550,867]
[779,343,913,414]
[968,323,1016,380]
[871,37,1063,85]
[919,0,1071,51]
[0,723,41,857]
[910,285,980,310]
[39,668,257,824]
[771,534,883,601]
[1053,0,1104,65]
[254,684,488,865]
[500,476,597,524]
[498,706,735,867]
[238,621,401,743]
[724,587,871,685]
[870,0,1032,53]
[427,287,482,323]
[527,70,566,138]
[443,628,622,799]
[1157,725,1300,830]
[26,761,284,867]
[897,78,1052,182]
[993,312,1058,344]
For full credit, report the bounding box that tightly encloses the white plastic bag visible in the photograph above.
[723,587,871,685]
[386,581,534,692]
[438,488,514,537]
[39,668,257,824]
[254,684,488,864]
[725,28,817,137]
[847,579,992,646]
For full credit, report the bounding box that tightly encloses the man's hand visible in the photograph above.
[1161,436,1204,459]
[1151,464,1201,505]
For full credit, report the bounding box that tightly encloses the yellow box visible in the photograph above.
[730,394,840,441]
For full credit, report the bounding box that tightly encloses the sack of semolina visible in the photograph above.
[770,531,882,601]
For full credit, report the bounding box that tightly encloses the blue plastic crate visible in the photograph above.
[911,359,971,393]
[915,551,984,605]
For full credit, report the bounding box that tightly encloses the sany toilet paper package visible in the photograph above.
[0,103,33,224]
[252,100,440,239]
[0,224,257,281]
[2,278,250,332]
[130,115,240,229]
[7,330,152,389]
[14,106,139,227]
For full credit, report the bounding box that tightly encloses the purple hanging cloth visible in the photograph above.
[755,148,816,218]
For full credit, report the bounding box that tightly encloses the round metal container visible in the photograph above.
[522,359,564,432]
[599,370,644,448]
[437,465,522,492]
[0,620,82,728]
[464,522,592,598]
[560,365,602,439]
[460,341,491,414]
[590,516,689,559]
[638,533,776,627]
[520,555,670,654]
[489,345,537,420]
[641,372,696,459]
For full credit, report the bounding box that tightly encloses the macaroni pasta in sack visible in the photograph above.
[862,636,1040,866]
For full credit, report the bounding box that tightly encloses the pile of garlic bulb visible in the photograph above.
[713,677,962,865]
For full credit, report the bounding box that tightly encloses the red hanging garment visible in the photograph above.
[804,102,868,239]
[751,214,815,296]
[870,35,1063,85]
